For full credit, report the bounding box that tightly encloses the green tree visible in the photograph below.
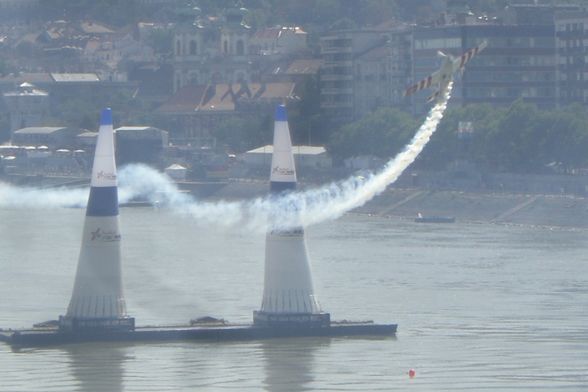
[328,107,418,161]
[545,104,588,171]
[325,100,588,174]
[423,101,588,174]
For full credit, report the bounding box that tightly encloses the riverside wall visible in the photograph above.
[5,170,588,229]
[213,170,588,229]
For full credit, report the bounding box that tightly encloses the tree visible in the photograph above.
[326,100,588,174]
[423,101,588,173]
[328,107,418,161]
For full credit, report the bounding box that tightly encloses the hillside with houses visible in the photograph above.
[4,1,588,192]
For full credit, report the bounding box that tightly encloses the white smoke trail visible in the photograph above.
[117,164,192,206]
[292,84,452,227]
[0,84,451,231]
[0,182,88,208]
[153,83,452,231]
[0,168,192,209]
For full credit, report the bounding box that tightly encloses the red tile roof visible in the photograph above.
[158,82,296,114]
[285,59,323,75]
[157,85,208,113]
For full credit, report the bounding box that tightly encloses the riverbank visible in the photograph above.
[351,187,588,229]
[4,172,588,229]
[207,180,588,229]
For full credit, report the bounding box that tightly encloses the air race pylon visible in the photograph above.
[253,104,330,327]
[60,108,134,332]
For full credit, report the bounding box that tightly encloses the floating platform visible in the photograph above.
[0,321,397,348]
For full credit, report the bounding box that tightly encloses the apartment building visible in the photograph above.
[354,30,412,117]
[411,23,556,113]
[320,29,396,122]
[555,11,588,107]
[321,4,585,121]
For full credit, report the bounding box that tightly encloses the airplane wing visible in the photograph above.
[453,40,487,70]
[403,70,443,97]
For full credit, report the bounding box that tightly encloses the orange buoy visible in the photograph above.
[408,369,416,378]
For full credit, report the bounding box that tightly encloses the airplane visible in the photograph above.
[404,40,488,103]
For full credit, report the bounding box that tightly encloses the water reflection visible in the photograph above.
[65,343,126,392]
[261,337,329,392]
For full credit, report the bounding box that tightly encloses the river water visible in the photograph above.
[0,207,587,391]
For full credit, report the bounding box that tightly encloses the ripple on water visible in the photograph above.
[1,212,588,391]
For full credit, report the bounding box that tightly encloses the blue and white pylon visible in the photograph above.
[254,104,329,327]
[60,108,133,331]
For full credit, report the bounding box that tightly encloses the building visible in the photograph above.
[157,81,296,146]
[409,4,588,113]
[114,126,168,168]
[83,34,157,79]
[410,23,557,113]
[172,6,252,92]
[502,3,579,26]
[137,21,173,42]
[319,5,588,121]
[0,72,54,93]
[0,72,137,122]
[282,59,322,81]
[354,30,412,117]
[2,82,49,138]
[320,25,411,122]
[76,131,99,149]
[250,26,308,56]
[12,126,82,148]
[320,30,376,122]
[555,10,588,107]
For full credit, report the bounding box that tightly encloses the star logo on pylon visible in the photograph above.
[90,228,101,240]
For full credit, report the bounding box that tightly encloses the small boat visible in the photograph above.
[414,213,455,223]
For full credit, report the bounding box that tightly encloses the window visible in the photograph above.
[189,40,197,55]
[414,37,461,50]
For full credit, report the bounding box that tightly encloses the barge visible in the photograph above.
[0,321,397,347]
